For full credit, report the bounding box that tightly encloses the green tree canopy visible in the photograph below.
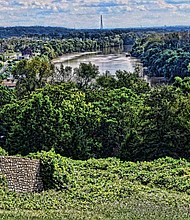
[73,62,100,89]
[12,57,53,98]
[128,86,190,161]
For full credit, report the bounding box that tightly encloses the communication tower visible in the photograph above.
[100,15,103,29]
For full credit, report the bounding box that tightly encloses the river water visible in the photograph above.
[53,47,142,75]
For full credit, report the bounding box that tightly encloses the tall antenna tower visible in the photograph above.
[100,15,103,30]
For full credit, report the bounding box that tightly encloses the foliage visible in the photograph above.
[12,57,53,98]
[0,85,16,107]
[173,76,190,94]
[131,32,190,81]
[0,29,127,62]
[52,64,72,83]
[1,192,190,220]
[0,93,62,155]
[115,69,150,94]
[85,87,142,158]
[96,70,150,95]
[0,147,8,189]
[2,81,190,161]
[126,86,190,161]
[0,84,103,158]
[27,150,190,194]
[0,174,7,189]
[1,154,190,219]
[40,85,103,159]
[0,147,8,156]
[73,62,100,89]
[28,149,74,190]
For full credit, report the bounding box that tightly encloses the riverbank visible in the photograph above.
[52,50,139,75]
[52,51,101,64]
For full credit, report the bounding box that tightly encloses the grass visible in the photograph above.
[0,190,190,220]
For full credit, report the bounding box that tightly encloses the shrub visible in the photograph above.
[0,174,7,189]
[0,147,8,156]
[28,149,74,190]
[28,150,190,195]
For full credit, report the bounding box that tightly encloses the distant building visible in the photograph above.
[150,77,167,86]
[5,54,17,60]
[22,47,33,57]
[16,47,33,60]
[1,79,16,89]
[16,53,22,60]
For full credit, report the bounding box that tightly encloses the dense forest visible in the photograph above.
[1,59,190,161]
[131,31,190,81]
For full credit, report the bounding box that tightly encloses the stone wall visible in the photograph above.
[0,156,43,193]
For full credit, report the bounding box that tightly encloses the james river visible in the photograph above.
[52,47,143,76]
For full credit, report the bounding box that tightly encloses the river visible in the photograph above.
[52,47,142,76]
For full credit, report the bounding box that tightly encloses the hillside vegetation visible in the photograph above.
[1,149,190,219]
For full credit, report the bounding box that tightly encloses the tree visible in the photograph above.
[173,76,190,94]
[85,87,142,158]
[115,70,150,94]
[38,84,103,159]
[0,85,16,107]
[73,62,99,89]
[129,86,190,161]
[12,57,53,98]
[1,93,62,155]
[52,63,72,83]
[96,74,116,89]
[0,84,103,159]
[96,69,150,95]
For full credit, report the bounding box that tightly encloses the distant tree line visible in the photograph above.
[0,25,189,38]
[0,34,124,60]
[131,32,190,81]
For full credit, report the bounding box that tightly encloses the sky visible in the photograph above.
[0,0,190,29]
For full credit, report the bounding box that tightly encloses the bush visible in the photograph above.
[0,174,7,189]
[28,150,190,194]
[28,149,74,190]
[0,147,8,156]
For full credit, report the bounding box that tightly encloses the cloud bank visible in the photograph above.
[0,0,190,28]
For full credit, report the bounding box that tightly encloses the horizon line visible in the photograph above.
[0,25,190,30]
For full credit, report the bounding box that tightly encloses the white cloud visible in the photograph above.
[136,5,147,11]
[0,0,190,28]
[157,0,177,10]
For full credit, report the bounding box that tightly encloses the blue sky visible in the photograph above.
[0,0,190,28]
